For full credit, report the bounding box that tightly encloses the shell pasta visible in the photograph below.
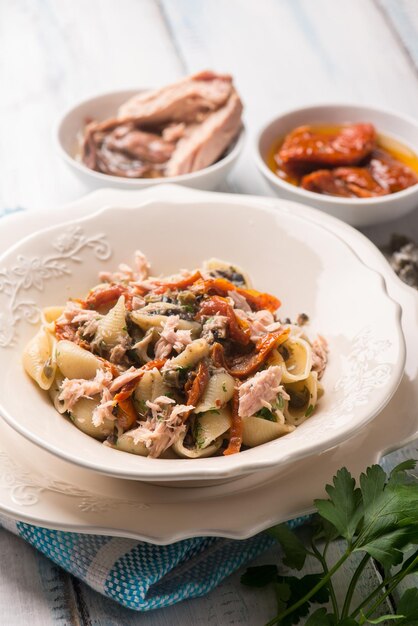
[22,253,328,459]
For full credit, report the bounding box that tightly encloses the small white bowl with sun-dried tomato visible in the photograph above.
[255,103,418,227]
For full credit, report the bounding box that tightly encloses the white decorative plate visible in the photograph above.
[0,187,406,483]
[0,188,415,542]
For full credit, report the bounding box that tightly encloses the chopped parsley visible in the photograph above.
[222,383,227,393]
[137,399,148,415]
[207,408,221,415]
[275,395,285,411]
[304,404,315,418]
[193,421,205,449]
[256,407,277,422]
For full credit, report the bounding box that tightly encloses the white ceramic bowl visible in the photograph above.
[0,188,405,483]
[255,103,418,227]
[56,89,245,191]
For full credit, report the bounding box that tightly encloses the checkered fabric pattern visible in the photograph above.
[0,515,308,610]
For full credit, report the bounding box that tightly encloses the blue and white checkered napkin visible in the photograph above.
[0,206,309,611]
[0,514,308,610]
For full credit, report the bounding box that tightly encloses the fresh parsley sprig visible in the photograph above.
[241,460,418,625]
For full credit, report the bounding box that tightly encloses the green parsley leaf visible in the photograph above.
[256,407,277,422]
[274,582,291,615]
[390,459,417,476]
[207,408,220,414]
[395,588,418,624]
[136,399,148,415]
[305,404,314,418]
[400,549,418,574]
[275,574,330,626]
[193,421,205,449]
[312,516,340,544]
[305,608,336,625]
[267,523,307,570]
[244,459,418,626]
[276,394,285,410]
[241,564,278,588]
[222,383,227,393]
[315,467,363,543]
[354,465,418,567]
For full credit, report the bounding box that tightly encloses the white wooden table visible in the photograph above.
[1,1,418,623]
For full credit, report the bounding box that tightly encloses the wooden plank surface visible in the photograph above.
[1,0,418,624]
[378,0,418,69]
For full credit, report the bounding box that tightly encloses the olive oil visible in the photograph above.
[267,124,418,188]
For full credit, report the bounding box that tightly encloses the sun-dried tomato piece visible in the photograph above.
[211,342,229,370]
[302,167,386,198]
[197,296,251,345]
[278,123,376,173]
[301,169,353,197]
[223,388,242,455]
[153,271,202,294]
[229,328,290,378]
[113,359,167,404]
[333,167,386,197]
[116,397,138,431]
[186,360,210,407]
[368,149,418,193]
[195,278,280,313]
[83,284,141,311]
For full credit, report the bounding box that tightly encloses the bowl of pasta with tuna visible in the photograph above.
[0,190,405,483]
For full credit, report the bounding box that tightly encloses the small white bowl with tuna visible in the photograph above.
[56,72,245,191]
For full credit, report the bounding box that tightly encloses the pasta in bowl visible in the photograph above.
[23,255,327,459]
[0,190,405,483]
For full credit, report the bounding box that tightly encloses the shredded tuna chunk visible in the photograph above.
[201,314,229,343]
[235,308,282,342]
[109,342,129,364]
[57,303,101,327]
[146,395,175,418]
[132,331,154,363]
[238,366,289,418]
[228,290,252,312]
[99,249,151,284]
[162,123,186,142]
[154,315,192,359]
[92,386,115,427]
[56,303,103,340]
[131,295,146,310]
[109,366,140,393]
[134,250,151,280]
[128,396,191,457]
[58,369,112,412]
[311,335,328,379]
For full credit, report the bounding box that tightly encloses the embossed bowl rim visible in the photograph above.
[0,186,406,482]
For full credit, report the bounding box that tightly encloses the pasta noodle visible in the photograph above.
[22,252,328,459]
[95,295,128,347]
[23,327,56,390]
[56,340,102,380]
[194,370,235,413]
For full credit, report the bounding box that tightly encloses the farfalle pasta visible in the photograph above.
[23,253,328,459]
